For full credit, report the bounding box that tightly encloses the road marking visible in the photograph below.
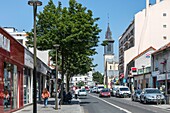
[89,94,132,113]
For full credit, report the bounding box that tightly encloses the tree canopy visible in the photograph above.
[92,71,103,84]
[27,0,101,84]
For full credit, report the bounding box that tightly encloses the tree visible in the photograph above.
[77,81,85,87]
[27,0,101,103]
[92,71,103,84]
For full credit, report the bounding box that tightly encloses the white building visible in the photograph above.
[70,70,94,87]
[104,23,119,88]
[119,0,170,83]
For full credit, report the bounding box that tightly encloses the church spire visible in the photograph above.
[105,13,112,39]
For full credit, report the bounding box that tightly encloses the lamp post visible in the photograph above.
[54,44,60,110]
[142,65,145,89]
[28,1,42,113]
[105,61,108,88]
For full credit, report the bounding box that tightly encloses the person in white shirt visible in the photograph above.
[75,88,79,99]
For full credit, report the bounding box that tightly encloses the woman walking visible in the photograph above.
[42,88,50,107]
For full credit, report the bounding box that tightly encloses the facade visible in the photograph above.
[119,0,170,83]
[127,47,156,92]
[104,23,119,88]
[0,27,51,112]
[70,70,94,87]
[0,27,24,112]
[151,42,170,94]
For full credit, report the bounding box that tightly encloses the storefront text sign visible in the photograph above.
[157,74,170,81]
[0,34,10,52]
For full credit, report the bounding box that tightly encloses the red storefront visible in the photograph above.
[0,27,24,113]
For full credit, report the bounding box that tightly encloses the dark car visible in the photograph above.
[131,89,142,101]
[99,88,111,97]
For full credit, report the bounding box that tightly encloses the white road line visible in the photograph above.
[89,94,132,113]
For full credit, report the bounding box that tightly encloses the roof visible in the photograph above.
[152,42,170,55]
[131,46,156,61]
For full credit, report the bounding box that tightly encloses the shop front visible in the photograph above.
[157,73,170,94]
[0,28,24,112]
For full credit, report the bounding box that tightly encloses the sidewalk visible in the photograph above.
[152,104,170,111]
[12,98,84,113]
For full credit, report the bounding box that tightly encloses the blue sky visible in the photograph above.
[0,0,156,73]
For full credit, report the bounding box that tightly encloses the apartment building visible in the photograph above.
[119,0,170,84]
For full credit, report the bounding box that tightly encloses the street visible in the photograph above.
[80,93,170,113]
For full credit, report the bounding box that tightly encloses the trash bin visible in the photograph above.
[165,95,169,104]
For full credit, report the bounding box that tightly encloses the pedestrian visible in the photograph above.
[41,88,50,107]
[4,90,9,108]
[75,88,79,99]
[57,89,61,109]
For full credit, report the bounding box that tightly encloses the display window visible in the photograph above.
[3,62,18,111]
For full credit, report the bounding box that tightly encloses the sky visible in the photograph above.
[0,0,156,73]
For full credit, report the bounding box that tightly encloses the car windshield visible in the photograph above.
[98,86,104,89]
[136,90,142,94]
[102,89,110,92]
[120,88,129,91]
[145,89,161,94]
[79,89,86,92]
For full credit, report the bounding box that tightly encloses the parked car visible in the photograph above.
[111,85,122,97]
[99,88,111,97]
[85,86,90,92]
[97,85,104,93]
[92,87,97,93]
[140,88,165,104]
[78,89,87,96]
[131,89,142,101]
[115,86,131,98]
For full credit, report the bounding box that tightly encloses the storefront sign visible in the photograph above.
[24,49,33,68]
[157,74,170,81]
[0,34,10,52]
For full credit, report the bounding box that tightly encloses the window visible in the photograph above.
[163,13,167,16]
[107,44,111,52]
[110,65,112,70]
[163,25,167,28]
[75,78,77,81]
[163,36,167,40]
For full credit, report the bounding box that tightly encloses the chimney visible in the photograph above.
[146,0,149,16]
[156,0,160,4]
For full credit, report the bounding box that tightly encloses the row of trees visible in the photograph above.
[27,0,101,103]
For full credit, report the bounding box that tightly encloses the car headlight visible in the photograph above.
[146,95,152,99]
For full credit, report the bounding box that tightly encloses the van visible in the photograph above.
[115,86,131,98]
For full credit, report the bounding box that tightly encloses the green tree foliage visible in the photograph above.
[92,71,103,84]
[77,81,85,87]
[27,0,101,91]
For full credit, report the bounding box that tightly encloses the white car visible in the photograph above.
[116,86,131,98]
[78,89,87,96]
[92,87,97,93]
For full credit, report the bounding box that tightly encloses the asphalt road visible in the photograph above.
[80,93,170,113]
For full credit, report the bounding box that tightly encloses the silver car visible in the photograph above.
[131,89,142,101]
[140,88,165,104]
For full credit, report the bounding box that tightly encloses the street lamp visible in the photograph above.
[54,44,60,110]
[28,0,42,113]
[142,65,145,89]
[105,61,108,88]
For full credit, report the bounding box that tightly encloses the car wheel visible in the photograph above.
[140,97,143,103]
[144,98,147,104]
[131,96,134,101]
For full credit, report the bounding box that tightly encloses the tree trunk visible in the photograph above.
[66,74,70,93]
